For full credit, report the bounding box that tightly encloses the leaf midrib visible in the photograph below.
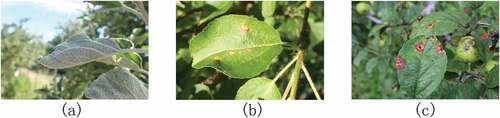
[193,43,281,66]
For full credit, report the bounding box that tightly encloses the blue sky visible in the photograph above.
[1,0,88,42]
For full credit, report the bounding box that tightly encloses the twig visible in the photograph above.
[301,64,322,100]
[272,55,299,83]
[366,15,383,24]
[121,2,148,25]
[298,0,312,49]
[134,1,149,25]
[288,50,304,100]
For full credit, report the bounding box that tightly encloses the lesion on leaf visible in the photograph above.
[415,42,425,53]
[240,24,250,33]
[425,23,434,29]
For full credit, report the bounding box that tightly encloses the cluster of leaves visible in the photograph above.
[352,1,499,99]
[176,1,324,100]
[1,1,149,99]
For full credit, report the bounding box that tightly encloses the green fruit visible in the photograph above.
[456,36,478,63]
[356,2,370,15]
[485,59,498,72]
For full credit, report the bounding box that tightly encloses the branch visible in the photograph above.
[272,55,299,83]
[301,64,322,100]
[298,1,311,49]
[121,2,148,25]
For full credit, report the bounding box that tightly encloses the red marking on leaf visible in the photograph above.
[464,8,471,14]
[426,23,433,29]
[396,56,406,70]
[415,42,425,53]
[240,24,250,33]
[436,42,444,54]
[482,31,489,40]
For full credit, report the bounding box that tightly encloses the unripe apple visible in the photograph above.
[356,2,370,15]
[456,36,478,63]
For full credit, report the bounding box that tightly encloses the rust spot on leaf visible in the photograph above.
[212,56,221,61]
[464,8,471,14]
[436,42,444,54]
[429,35,438,41]
[229,51,235,56]
[396,56,406,70]
[482,31,489,40]
[415,42,425,53]
[240,24,250,33]
[425,23,434,29]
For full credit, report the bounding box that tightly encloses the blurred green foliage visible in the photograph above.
[352,1,498,99]
[176,1,324,100]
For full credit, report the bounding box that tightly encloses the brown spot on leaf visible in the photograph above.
[482,31,489,40]
[240,24,250,33]
[425,23,433,29]
[415,42,425,53]
[429,35,438,41]
[436,42,444,54]
[212,56,221,61]
[464,8,471,14]
[396,56,406,70]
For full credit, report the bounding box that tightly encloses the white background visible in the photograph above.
[1,0,499,118]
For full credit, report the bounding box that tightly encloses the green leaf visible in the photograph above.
[486,66,499,88]
[261,1,276,17]
[454,79,481,99]
[308,21,324,48]
[85,68,148,99]
[189,15,282,79]
[200,1,233,24]
[365,58,378,74]
[353,48,368,67]
[235,77,281,100]
[397,36,447,98]
[485,88,499,99]
[410,12,459,38]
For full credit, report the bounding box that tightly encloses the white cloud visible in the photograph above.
[32,0,89,14]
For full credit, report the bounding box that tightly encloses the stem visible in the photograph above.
[134,1,149,25]
[121,2,148,25]
[272,55,299,83]
[298,0,312,49]
[281,50,304,100]
[282,77,293,100]
[288,50,304,100]
[301,64,322,100]
[120,48,148,54]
